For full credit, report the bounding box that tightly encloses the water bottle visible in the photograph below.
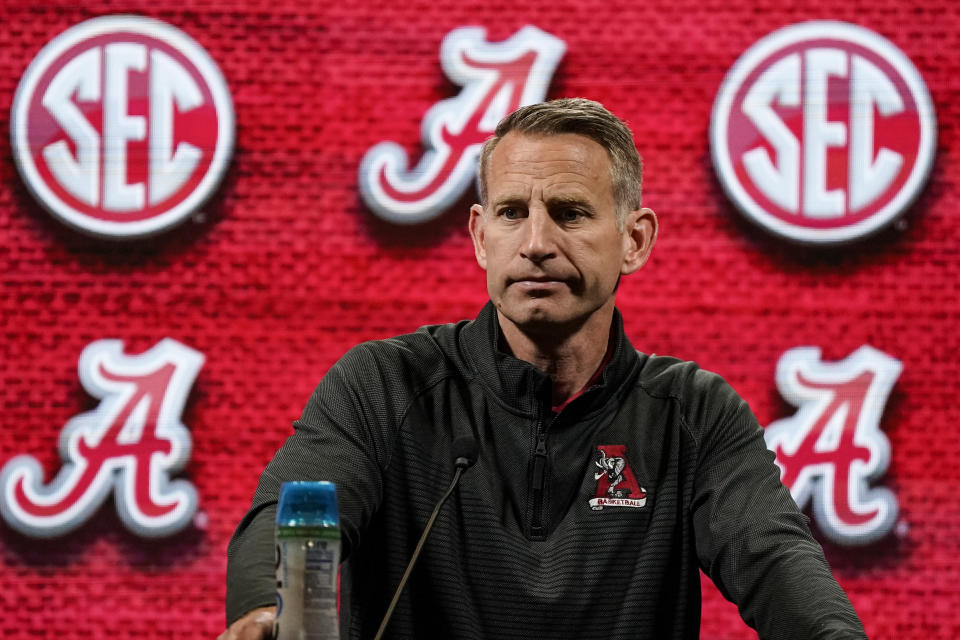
[275,481,341,640]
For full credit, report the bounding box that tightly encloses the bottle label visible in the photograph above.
[275,537,340,640]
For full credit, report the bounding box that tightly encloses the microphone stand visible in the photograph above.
[372,458,470,640]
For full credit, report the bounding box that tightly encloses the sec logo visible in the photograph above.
[710,22,936,244]
[10,15,235,238]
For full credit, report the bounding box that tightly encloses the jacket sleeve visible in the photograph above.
[689,371,867,640]
[225,343,402,625]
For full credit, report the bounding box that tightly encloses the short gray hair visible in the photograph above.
[476,98,643,227]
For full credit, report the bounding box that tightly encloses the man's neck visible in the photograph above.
[497,303,615,407]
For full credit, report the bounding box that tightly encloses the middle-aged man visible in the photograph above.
[222,98,867,639]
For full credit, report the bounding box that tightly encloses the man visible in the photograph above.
[222,99,867,639]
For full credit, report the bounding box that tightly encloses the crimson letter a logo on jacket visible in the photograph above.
[590,445,647,510]
[0,338,204,538]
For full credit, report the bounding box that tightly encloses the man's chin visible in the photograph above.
[497,302,585,336]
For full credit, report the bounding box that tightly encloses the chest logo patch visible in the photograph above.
[590,445,647,510]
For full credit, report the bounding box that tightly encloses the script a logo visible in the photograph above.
[764,345,901,545]
[10,16,235,238]
[0,339,204,538]
[711,21,936,244]
[359,26,565,224]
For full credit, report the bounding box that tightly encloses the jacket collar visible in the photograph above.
[459,301,639,417]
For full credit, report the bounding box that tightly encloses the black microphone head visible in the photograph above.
[451,435,478,469]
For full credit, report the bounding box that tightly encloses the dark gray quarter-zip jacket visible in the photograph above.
[227,302,866,639]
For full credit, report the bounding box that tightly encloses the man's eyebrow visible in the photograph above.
[491,195,528,208]
[545,195,596,211]
[489,194,596,211]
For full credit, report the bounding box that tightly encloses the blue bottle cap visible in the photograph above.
[276,481,340,530]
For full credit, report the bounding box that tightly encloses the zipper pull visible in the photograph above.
[532,433,547,491]
[530,431,548,538]
[535,431,547,457]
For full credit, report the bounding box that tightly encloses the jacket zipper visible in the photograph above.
[530,422,548,539]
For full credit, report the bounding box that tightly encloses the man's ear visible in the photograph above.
[468,204,488,270]
[621,207,658,275]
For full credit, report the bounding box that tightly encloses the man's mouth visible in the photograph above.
[509,277,567,294]
[515,277,560,283]
[509,273,568,284]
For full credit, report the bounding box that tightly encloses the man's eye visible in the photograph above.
[559,208,584,222]
[500,208,520,219]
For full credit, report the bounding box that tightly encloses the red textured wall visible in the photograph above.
[1,0,957,637]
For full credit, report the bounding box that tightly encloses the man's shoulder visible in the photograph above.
[635,353,724,394]
[633,353,745,421]
[333,318,470,389]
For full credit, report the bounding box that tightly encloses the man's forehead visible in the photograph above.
[486,132,614,198]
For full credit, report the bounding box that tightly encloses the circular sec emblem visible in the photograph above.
[11,16,234,238]
[710,22,936,244]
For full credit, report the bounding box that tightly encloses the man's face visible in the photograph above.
[469,132,656,336]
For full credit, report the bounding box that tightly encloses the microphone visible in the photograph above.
[451,435,478,470]
[372,435,478,640]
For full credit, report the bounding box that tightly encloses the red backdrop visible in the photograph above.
[1,0,957,637]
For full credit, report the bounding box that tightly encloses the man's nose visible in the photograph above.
[520,208,558,263]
